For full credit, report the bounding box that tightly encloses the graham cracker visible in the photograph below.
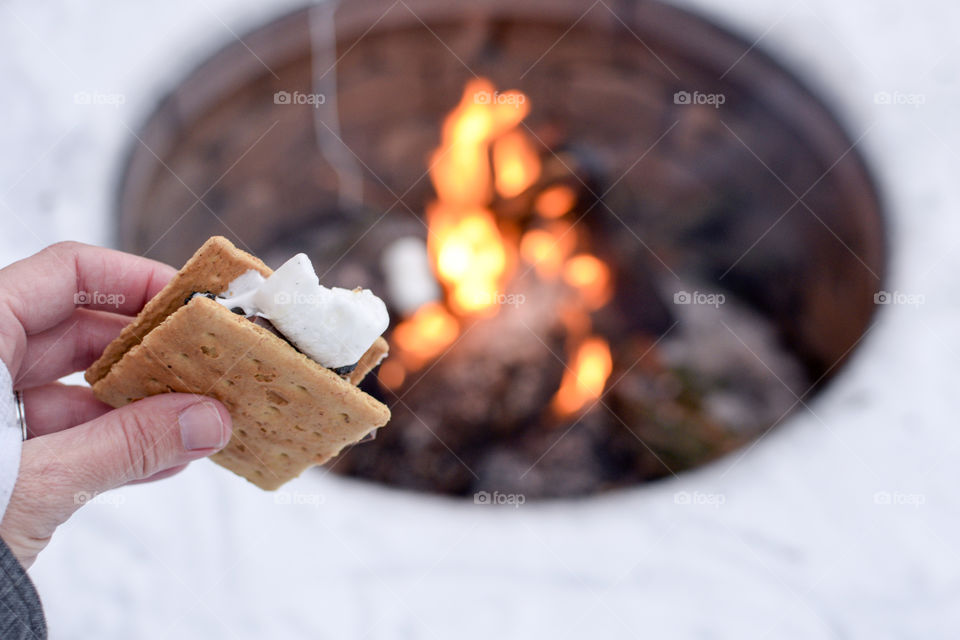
[85,236,271,386]
[87,237,391,490]
[348,337,389,386]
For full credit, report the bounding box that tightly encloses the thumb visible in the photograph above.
[26,393,230,512]
[58,393,232,490]
[1,394,231,567]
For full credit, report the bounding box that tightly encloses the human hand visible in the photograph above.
[0,242,232,568]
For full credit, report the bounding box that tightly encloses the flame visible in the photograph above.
[392,302,459,367]
[429,80,494,206]
[563,254,612,309]
[430,79,533,207]
[519,222,576,279]
[424,80,541,316]
[534,184,577,219]
[493,130,541,198]
[385,78,617,416]
[551,336,613,416]
[428,205,509,314]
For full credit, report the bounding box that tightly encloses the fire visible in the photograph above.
[519,224,575,279]
[551,336,613,416]
[534,184,577,219]
[429,206,508,315]
[392,302,459,367]
[430,79,530,207]
[563,254,612,310]
[493,130,541,198]
[385,77,616,421]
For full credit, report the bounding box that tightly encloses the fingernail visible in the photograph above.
[179,401,227,451]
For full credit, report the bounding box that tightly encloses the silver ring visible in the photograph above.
[14,390,27,441]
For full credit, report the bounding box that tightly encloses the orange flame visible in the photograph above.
[392,301,459,368]
[534,184,577,219]
[493,130,541,198]
[424,80,539,316]
[428,205,509,315]
[551,336,613,416]
[387,78,617,411]
[563,254,612,309]
[429,80,493,206]
[429,79,532,207]
[519,222,576,279]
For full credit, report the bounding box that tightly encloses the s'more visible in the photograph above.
[85,236,391,490]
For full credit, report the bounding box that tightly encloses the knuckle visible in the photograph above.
[48,239,84,252]
[45,240,84,259]
[116,408,167,479]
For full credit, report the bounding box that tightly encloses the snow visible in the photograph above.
[1,0,958,638]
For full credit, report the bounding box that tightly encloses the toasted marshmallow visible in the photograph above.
[216,254,389,369]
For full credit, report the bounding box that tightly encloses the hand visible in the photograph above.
[0,242,232,568]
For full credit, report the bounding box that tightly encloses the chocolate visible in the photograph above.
[332,363,358,376]
[185,291,216,305]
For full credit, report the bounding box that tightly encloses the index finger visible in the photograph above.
[0,241,176,336]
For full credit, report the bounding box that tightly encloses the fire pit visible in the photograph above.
[116,0,885,498]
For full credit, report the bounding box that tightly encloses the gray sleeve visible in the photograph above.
[0,536,45,640]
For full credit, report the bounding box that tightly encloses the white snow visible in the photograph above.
[0,0,958,638]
